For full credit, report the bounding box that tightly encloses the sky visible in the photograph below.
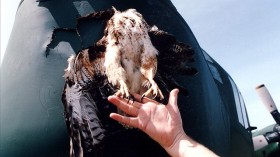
[1,0,280,130]
[171,0,280,129]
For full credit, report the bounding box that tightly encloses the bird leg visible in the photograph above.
[142,78,164,100]
[115,80,131,99]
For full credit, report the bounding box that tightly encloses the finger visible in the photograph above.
[108,96,138,116]
[167,89,180,112]
[132,93,158,104]
[131,101,143,109]
[110,113,139,128]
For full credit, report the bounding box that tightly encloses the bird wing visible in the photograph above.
[62,45,107,157]
[148,26,196,68]
[148,26,198,97]
[62,82,106,157]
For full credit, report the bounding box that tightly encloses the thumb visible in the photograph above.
[167,88,179,111]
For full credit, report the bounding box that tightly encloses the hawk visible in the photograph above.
[62,7,197,157]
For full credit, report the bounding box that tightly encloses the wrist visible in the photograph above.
[163,131,218,157]
[163,131,190,157]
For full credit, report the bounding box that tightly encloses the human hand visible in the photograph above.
[108,89,185,148]
[108,89,218,157]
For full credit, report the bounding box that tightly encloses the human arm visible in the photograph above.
[108,89,218,157]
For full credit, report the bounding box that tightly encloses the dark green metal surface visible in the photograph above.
[253,125,280,157]
[1,0,254,156]
[254,143,280,157]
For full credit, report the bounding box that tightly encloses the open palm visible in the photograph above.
[108,89,184,148]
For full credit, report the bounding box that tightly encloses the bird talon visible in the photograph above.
[152,94,157,100]
[126,96,131,103]
[141,94,146,103]
[127,95,135,104]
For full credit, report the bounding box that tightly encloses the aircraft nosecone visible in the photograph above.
[256,84,280,124]
[1,0,254,157]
